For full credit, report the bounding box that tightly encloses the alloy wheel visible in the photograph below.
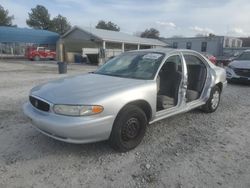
[211,90,220,109]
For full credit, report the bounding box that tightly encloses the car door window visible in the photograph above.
[165,55,182,72]
[184,55,204,65]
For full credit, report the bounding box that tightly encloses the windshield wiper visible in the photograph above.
[107,73,127,78]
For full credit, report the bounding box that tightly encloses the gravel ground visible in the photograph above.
[0,60,250,188]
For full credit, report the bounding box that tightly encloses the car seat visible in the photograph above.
[157,62,182,110]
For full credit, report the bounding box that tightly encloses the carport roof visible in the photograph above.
[62,26,167,46]
[0,26,59,44]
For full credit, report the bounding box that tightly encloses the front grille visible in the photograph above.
[234,68,250,78]
[29,96,50,112]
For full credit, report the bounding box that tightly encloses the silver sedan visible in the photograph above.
[23,49,227,152]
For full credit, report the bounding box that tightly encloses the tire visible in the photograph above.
[109,105,147,152]
[201,85,221,113]
[34,55,40,61]
[50,55,56,60]
[227,79,233,84]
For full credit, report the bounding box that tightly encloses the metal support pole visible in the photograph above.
[59,43,65,62]
[103,41,106,49]
[122,42,125,52]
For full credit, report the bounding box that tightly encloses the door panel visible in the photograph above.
[183,53,209,102]
[156,54,186,114]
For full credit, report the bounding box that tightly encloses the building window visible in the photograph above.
[186,42,192,49]
[173,42,178,49]
[232,39,236,48]
[237,40,241,48]
[201,42,207,52]
[225,38,230,48]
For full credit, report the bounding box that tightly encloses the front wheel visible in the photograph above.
[201,85,221,113]
[109,105,147,152]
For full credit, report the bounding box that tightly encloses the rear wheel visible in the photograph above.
[50,55,56,60]
[34,55,40,61]
[201,85,221,113]
[109,105,147,152]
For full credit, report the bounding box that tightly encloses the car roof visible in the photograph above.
[129,48,199,55]
[126,48,215,67]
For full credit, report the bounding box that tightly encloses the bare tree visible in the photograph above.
[140,28,160,39]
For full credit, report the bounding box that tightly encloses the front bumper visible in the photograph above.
[23,102,115,144]
[226,67,250,82]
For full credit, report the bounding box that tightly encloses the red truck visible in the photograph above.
[26,47,56,61]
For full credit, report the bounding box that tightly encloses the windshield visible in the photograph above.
[236,52,250,61]
[95,52,164,80]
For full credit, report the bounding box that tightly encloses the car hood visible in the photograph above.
[229,60,250,69]
[31,73,147,104]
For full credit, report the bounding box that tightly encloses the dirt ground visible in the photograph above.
[0,60,250,188]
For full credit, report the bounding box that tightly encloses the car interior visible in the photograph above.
[184,54,207,102]
[156,54,207,111]
[157,55,182,111]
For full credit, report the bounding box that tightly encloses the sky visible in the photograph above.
[1,0,250,37]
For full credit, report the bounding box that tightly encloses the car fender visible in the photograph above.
[96,81,157,125]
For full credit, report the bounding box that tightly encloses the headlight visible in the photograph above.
[53,105,103,116]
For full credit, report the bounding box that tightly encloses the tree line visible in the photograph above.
[0,4,160,38]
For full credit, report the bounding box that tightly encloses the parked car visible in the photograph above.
[226,50,250,83]
[216,56,233,67]
[26,47,56,61]
[23,49,227,152]
[202,53,217,65]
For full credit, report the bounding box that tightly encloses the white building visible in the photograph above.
[161,36,242,57]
